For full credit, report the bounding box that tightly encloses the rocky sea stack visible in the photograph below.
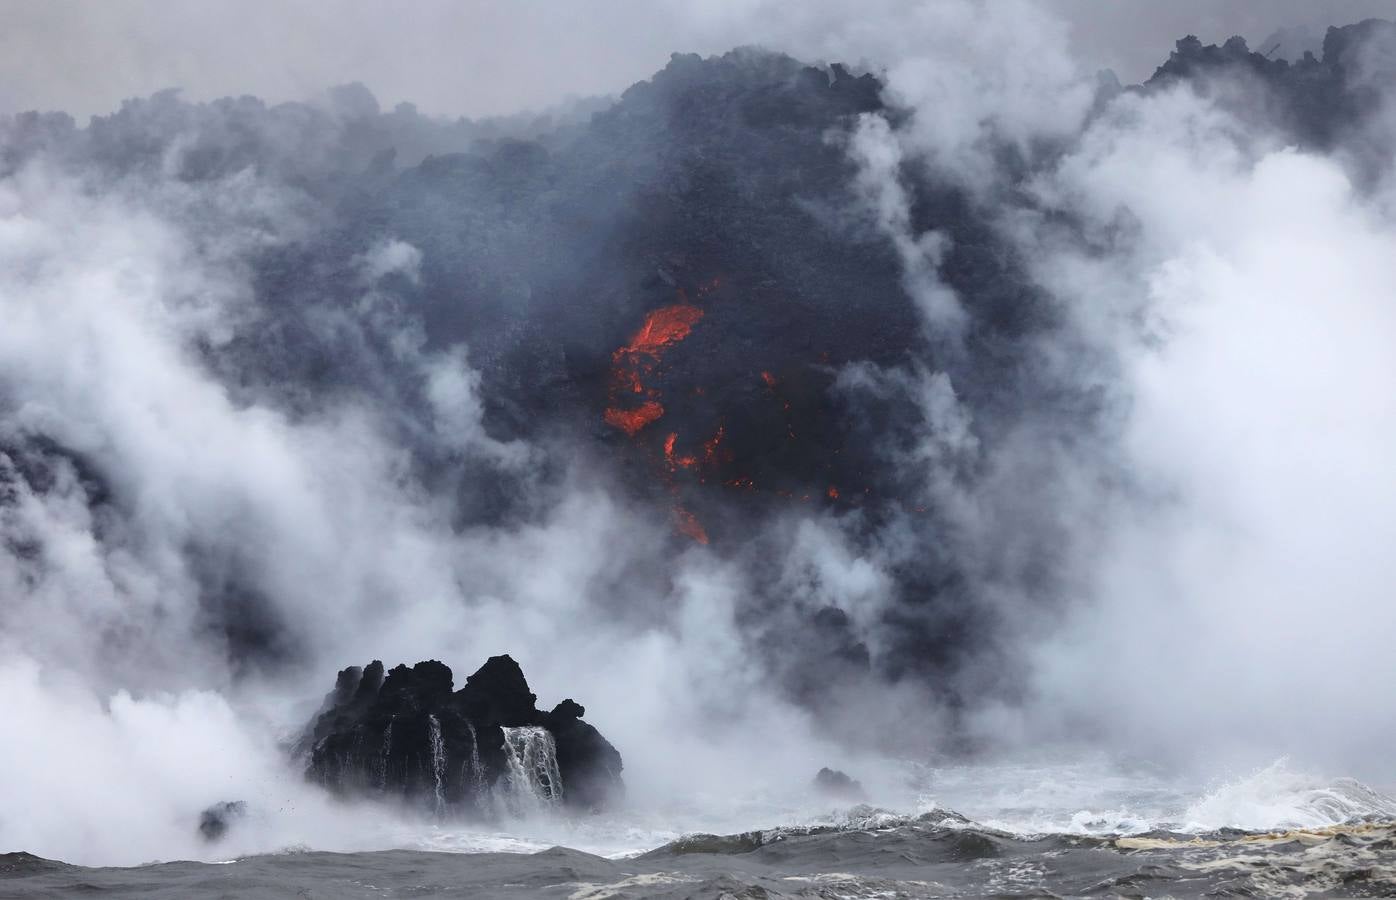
[300,655,623,815]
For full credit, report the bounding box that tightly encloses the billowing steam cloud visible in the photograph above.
[2,0,1396,867]
[1020,76,1396,771]
[0,101,863,864]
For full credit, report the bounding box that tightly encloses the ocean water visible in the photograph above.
[4,756,1395,898]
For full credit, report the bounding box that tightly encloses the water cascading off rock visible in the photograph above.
[499,725,565,815]
[298,655,623,815]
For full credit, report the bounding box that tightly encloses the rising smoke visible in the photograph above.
[1,0,1395,867]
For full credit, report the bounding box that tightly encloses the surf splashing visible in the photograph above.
[1182,760,1396,833]
[499,726,563,815]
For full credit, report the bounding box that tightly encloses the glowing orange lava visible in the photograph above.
[603,304,704,436]
[604,402,664,437]
[663,431,698,470]
[702,424,727,467]
[600,281,854,543]
[618,305,704,361]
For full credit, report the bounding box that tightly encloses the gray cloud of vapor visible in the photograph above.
[795,1,1396,776]
[0,142,873,865]
[568,0,1396,778]
[1014,84,1396,774]
[1,0,1393,119]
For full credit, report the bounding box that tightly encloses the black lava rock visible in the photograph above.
[198,800,248,842]
[300,655,623,816]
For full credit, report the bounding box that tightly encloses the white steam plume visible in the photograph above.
[1019,80,1396,772]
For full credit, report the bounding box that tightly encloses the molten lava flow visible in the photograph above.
[605,402,664,437]
[618,305,704,362]
[663,432,698,471]
[601,296,714,543]
[672,506,709,545]
[604,303,705,437]
[702,424,727,468]
[600,281,851,542]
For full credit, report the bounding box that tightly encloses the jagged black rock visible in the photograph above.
[300,655,623,814]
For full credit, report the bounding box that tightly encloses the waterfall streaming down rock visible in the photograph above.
[379,719,394,792]
[499,725,563,814]
[304,657,623,813]
[427,715,446,816]
[464,722,486,796]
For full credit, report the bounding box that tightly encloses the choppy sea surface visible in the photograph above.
[5,758,1396,898]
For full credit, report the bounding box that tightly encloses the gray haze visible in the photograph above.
[2,0,1394,119]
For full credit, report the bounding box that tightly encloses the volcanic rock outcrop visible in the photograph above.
[812,767,865,801]
[300,655,623,815]
[197,800,247,842]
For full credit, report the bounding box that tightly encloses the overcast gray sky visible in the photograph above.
[1,0,1393,120]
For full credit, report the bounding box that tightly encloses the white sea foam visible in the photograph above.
[1181,760,1396,833]
[388,755,1396,861]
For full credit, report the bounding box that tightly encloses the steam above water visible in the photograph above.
[2,0,1396,868]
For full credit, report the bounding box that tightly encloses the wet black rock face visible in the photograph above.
[299,655,623,815]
